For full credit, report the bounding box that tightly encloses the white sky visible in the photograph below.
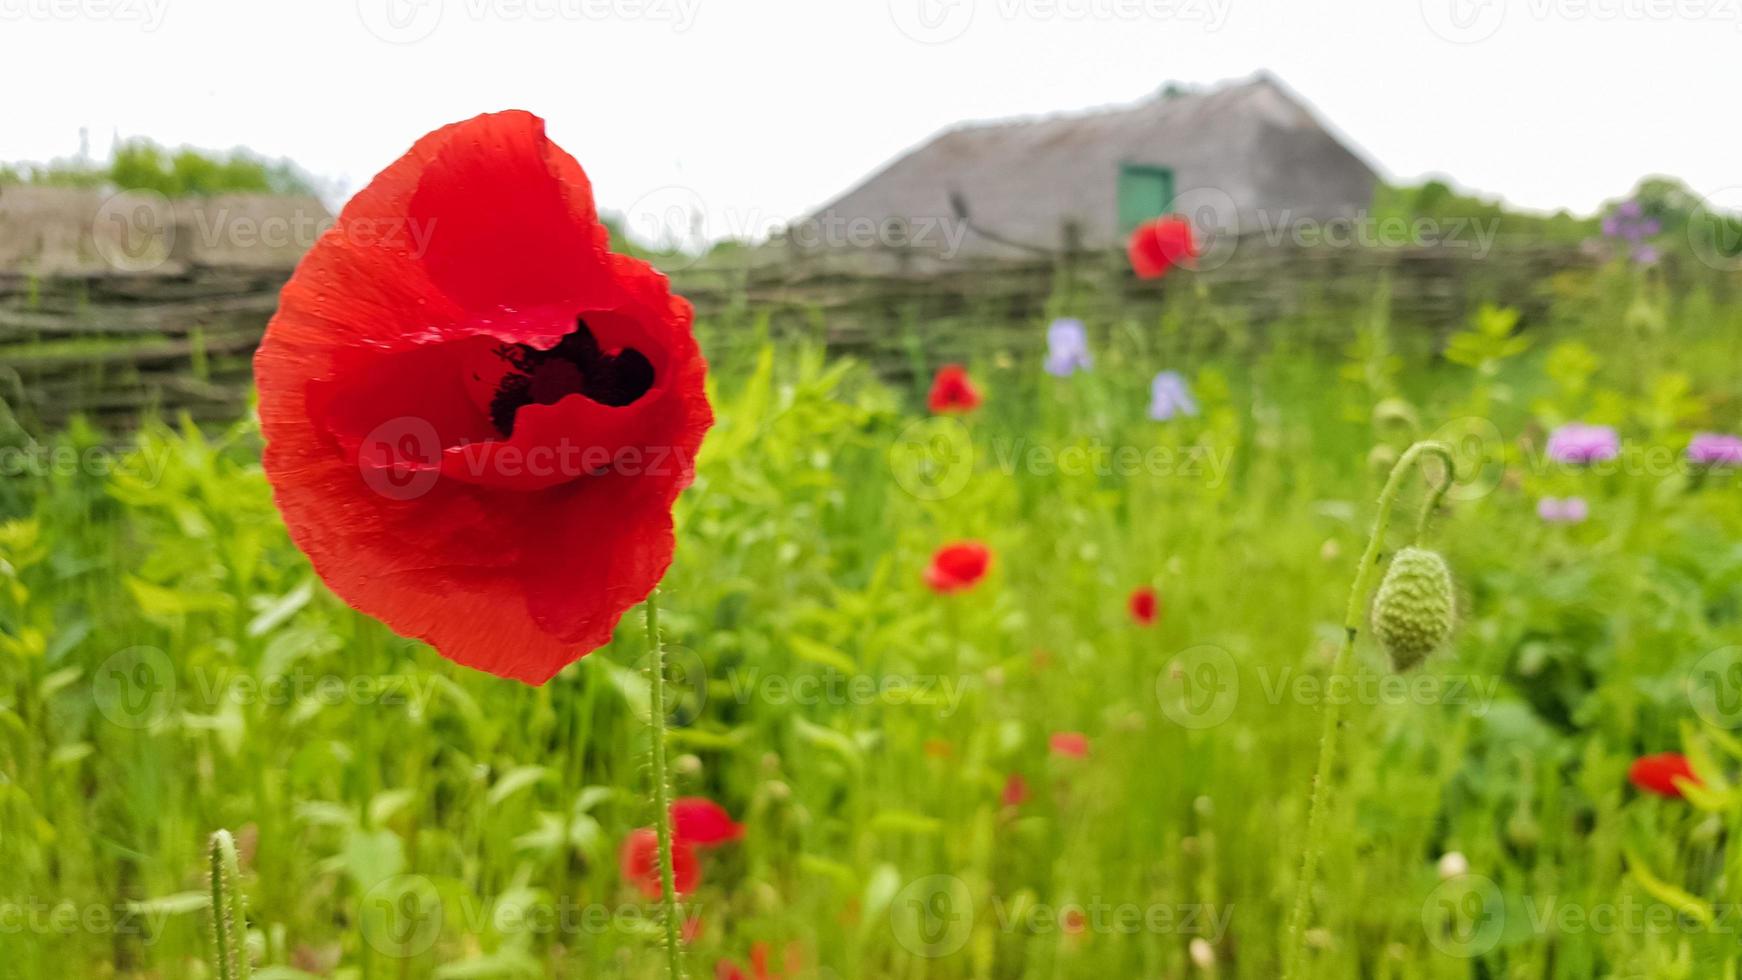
[2,0,1737,243]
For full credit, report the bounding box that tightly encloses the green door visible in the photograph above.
[1117,164,1175,233]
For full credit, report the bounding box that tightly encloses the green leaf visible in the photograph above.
[1625,849,1713,927]
[486,766,551,808]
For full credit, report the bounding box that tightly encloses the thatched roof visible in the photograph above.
[802,73,1380,263]
[0,185,329,276]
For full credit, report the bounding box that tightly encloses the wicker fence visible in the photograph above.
[0,233,1621,434]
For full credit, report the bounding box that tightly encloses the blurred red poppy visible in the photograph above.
[620,828,701,899]
[925,541,992,593]
[1629,753,1699,799]
[1002,773,1030,806]
[1050,732,1090,758]
[672,797,744,847]
[1127,216,1197,280]
[927,364,982,413]
[255,110,712,685]
[1129,586,1160,626]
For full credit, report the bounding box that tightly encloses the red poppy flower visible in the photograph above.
[1050,732,1090,758]
[927,364,982,413]
[1129,585,1160,626]
[1629,753,1699,799]
[925,541,991,593]
[1001,773,1030,807]
[1127,215,1198,280]
[254,111,712,685]
[716,941,796,980]
[671,797,744,847]
[620,828,701,899]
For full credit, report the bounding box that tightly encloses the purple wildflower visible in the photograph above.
[1148,371,1199,421]
[1603,198,1661,263]
[1688,433,1742,467]
[1546,423,1620,465]
[1537,497,1589,524]
[1044,318,1093,377]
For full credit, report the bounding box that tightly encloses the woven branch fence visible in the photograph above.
[1,236,1617,434]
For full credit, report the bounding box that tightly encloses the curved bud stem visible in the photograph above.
[1283,440,1455,979]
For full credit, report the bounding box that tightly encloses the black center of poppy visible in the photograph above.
[488,318,654,436]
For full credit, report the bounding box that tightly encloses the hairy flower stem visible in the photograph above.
[1283,441,1454,979]
[208,829,250,980]
[646,589,686,980]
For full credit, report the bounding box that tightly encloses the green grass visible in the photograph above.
[3,262,1742,979]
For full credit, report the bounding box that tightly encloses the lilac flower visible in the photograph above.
[1603,198,1661,262]
[1044,318,1093,377]
[1537,497,1589,524]
[1688,432,1742,467]
[1148,370,1199,421]
[1546,423,1620,465]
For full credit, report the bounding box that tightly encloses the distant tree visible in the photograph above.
[1,138,316,196]
[1371,180,1599,244]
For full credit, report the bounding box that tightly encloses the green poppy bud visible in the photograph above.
[1371,547,1455,671]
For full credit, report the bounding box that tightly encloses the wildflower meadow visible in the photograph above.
[2,10,1742,970]
[5,185,1742,977]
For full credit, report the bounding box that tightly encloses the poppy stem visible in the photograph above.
[1283,441,1454,979]
[645,588,686,980]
